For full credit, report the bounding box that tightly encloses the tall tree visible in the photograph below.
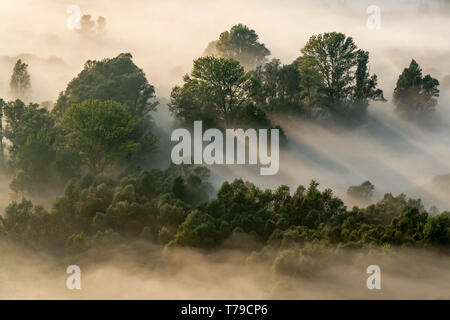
[205,24,271,70]
[54,53,157,118]
[170,56,254,126]
[62,99,140,174]
[54,53,158,164]
[393,59,439,119]
[351,51,386,116]
[9,59,31,101]
[0,99,5,169]
[250,59,302,113]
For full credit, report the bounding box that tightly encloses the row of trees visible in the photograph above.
[3,26,441,139]
[0,165,211,253]
[1,27,441,187]
[0,172,448,256]
[170,25,440,128]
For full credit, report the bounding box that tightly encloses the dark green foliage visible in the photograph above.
[297,32,385,119]
[0,165,211,253]
[1,54,159,195]
[169,55,280,131]
[62,99,141,174]
[53,53,158,166]
[171,179,449,249]
[250,59,303,114]
[1,33,449,267]
[352,51,386,115]
[170,56,253,127]
[176,31,388,130]
[1,169,449,257]
[3,100,76,194]
[54,53,157,118]
[231,32,385,123]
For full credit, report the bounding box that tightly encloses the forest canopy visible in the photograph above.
[0,26,447,279]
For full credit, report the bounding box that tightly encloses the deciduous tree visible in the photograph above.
[205,24,270,70]
[62,99,140,174]
[393,59,439,119]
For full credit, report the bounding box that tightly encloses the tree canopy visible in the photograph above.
[1,172,448,255]
[62,99,140,174]
[170,56,252,126]
[54,53,157,118]
[297,32,385,118]
[9,59,31,101]
[3,100,67,194]
[170,55,281,132]
[250,59,302,114]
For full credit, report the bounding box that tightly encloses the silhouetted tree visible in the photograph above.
[9,59,31,101]
[298,32,384,118]
[393,59,439,120]
[170,56,254,126]
[62,99,140,174]
[347,181,375,205]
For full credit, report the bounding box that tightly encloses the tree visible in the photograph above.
[54,53,158,164]
[54,53,157,118]
[173,209,224,248]
[299,32,384,118]
[9,59,31,101]
[205,24,271,70]
[170,56,254,126]
[250,59,302,113]
[393,59,439,119]
[62,99,140,174]
[76,14,107,37]
[347,181,375,205]
[352,51,386,115]
[2,100,70,194]
[0,99,5,169]
[423,212,450,244]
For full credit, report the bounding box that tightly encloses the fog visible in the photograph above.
[0,0,449,299]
